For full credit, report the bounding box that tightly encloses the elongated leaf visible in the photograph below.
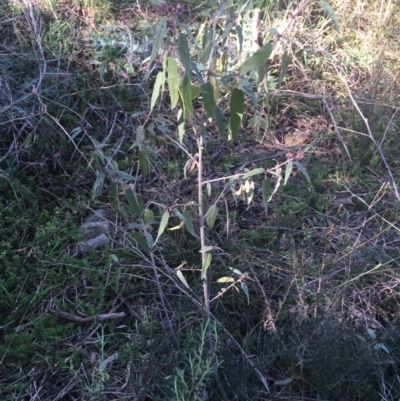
[168,222,184,231]
[241,80,258,106]
[146,232,154,248]
[150,71,165,113]
[172,208,185,221]
[150,17,167,63]
[205,205,219,229]
[200,245,215,253]
[284,160,293,186]
[241,281,249,304]
[202,25,209,50]
[138,150,148,178]
[125,187,142,217]
[236,25,243,54]
[92,171,105,199]
[105,169,140,182]
[228,88,244,140]
[179,74,193,116]
[318,1,340,32]
[274,378,293,386]
[132,231,149,250]
[167,58,180,109]
[201,82,216,118]
[206,182,211,197]
[294,161,312,185]
[201,252,212,279]
[210,75,220,102]
[178,33,191,74]
[183,209,199,238]
[177,109,185,143]
[177,270,190,288]
[154,210,170,246]
[217,277,235,283]
[242,167,265,179]
[200,29,212,65]
[262,178,272,213]
[245,179,255,205]
[215,107,225,136]
[240,43,272,75]
[279,51,290,85]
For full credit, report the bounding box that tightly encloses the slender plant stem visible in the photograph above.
[197,131,209,320]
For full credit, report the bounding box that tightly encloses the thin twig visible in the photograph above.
[323,97,352,161]
[50,309,125,323]
[336,68,400,201]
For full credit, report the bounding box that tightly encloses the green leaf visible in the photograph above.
[202,25,209,50]
[191,85,201,99]
[146,232,154,248]
[228,88,244,140]
[177,270,190,289]
[183,209,199,238]
[241,80,258,106]
[294,161,312,186]
[262,178,272,213]
[167,58,180,109]
[143,209,154,222]
[200,245,214,253]
[201,82,216,118]
[279,50,290,85]
[200,31,212,65]
[201,252,212,279]
[274,378,293,386]
[105,169,140,182]
[138,150,148,178]
[150,71,165,113]
[205,205,219,229]
[132,231,149,250]
[125,187,142,218]
[150,16,167,63]
[240,43,272,75]
[113,265,121,293]
[178,33,191,74]
[242,167,265,179]
[177,109,185,143]
[92,171,106,199]
[215,107,225,136]
[318,1,340,32]
[179,74,194,116]
[154,210,170,246]
[236,25,243,54]
[241,281,249,304]
[284,160,293,186]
